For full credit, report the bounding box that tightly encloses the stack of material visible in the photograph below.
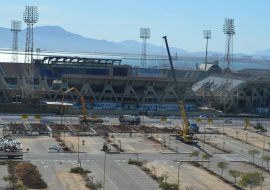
[0,138,21,152]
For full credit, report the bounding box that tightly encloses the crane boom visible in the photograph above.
[163,36,178,91]
[163,36,193,143]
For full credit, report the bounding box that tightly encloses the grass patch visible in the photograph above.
[70,167,91,174]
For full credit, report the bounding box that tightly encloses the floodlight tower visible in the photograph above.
[222,18,235,112]
[140,28,150,68]
[23,6,39,63]
[223,18,235,72]
[10,20,22,63]
[203,30,211,71]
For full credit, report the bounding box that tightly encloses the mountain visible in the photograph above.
[253,49,270,56]
[0,25,186,55]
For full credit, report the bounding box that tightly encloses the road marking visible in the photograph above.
[91,160,120,190]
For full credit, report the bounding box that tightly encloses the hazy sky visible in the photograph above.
[1,0,270,53]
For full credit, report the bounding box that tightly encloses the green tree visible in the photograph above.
[151,165,157,176]
[239,172,264,190]
[262,155,270,170]
[190,150,200,163]
[159,182,179,190]
[161,172,169,183]
[217,161,229,176]
[228,169,241,184]
[202,153,210,167]
[248,150,260,164]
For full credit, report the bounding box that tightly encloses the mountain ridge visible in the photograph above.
[0,25,269,56]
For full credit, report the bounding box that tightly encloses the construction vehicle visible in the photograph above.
[63,87,89,124]
[119,115,140,125]
[163,36,196,143]
[244,118,267,132]
[252,122,267,132]
[189,123,199,133]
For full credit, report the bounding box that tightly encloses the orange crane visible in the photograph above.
[63,87,89,124]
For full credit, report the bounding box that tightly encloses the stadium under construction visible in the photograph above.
[0,55,269,115]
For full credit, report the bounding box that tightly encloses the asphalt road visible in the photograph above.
[2,115,270,189]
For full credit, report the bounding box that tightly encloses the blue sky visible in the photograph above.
[1,0,270,53]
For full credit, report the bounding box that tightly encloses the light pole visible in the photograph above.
[82,140,85,152]
[177,161,182,189]
[118,140,122,152]
[26,148,29,160]
[175,147,178,162]
[57,148,60,161]
[77,129,81,167]
[168,136,171,148]
[203,120,206,150]
[101,142,109,190]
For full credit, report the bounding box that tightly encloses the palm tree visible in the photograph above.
[217,161,229,176]
[190,150,200,163]
[262,155,270,170]
[228,169,241,184]
[239,172,264,190]
[248,150,260,164]
[202,153,210,167]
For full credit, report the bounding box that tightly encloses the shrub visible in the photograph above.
[70,167,84,174]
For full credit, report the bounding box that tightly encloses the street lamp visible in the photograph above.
[177,161,182,189]
[168,135,171,148]
[57,147,60,161]
[118,140,122,152]
[77,129,81,167]
[175,147,178,162]
[26,148,29,160]
[101,142,110,190]
[82,140,85,152]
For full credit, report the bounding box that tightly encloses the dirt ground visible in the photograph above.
[63,136,105,154]
[113,136,172,153]
[220,127,270,150]
[145,161,234,190]
[57,171,88,190]
[18,136,57,154]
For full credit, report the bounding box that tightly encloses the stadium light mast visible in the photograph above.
[223,18,235,73]
[222,18,235,112]
[140,28,150,68]
[10,20,22,63]
[23,6,39,63]
[203,30,211,71]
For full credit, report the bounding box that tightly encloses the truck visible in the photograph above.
[189,123,199,133]
[119,115,141,125]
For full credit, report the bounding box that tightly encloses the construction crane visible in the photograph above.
[163,36,194,143]
[63,87,89,124]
